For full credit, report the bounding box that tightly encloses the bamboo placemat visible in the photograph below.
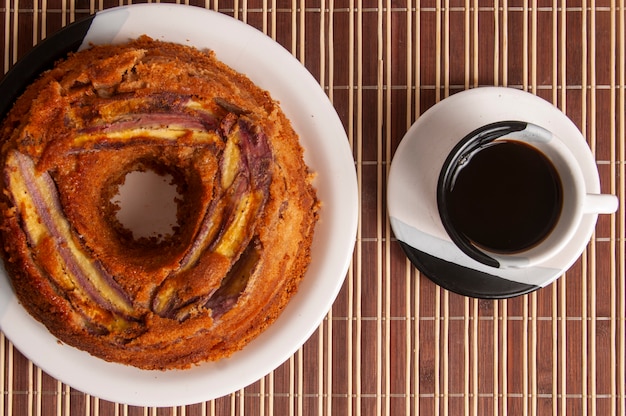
[1,0,625,415]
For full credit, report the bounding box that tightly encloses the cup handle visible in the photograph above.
[583,193,619,214]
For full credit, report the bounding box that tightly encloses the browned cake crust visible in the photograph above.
[0,36,318,370]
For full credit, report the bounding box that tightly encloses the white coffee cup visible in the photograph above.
[437,120,618,269]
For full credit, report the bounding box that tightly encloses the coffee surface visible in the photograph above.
[445,140,563,253]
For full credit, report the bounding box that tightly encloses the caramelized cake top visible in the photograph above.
[0,36,318,369]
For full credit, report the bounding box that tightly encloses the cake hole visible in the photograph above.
[111,169,180,242]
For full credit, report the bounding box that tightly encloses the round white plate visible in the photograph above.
[0,4,357,407]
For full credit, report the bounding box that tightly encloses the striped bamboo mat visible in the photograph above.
[1,1,625,415]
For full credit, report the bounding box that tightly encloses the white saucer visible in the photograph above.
[387,87,602,298]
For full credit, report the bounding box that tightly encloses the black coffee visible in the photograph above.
[445,140,563,253]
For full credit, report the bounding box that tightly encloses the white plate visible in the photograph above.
[0,4,357,407]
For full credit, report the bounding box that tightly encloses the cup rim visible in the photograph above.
[437,121,529,267]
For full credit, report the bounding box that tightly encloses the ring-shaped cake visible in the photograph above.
[0,36,318,370]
